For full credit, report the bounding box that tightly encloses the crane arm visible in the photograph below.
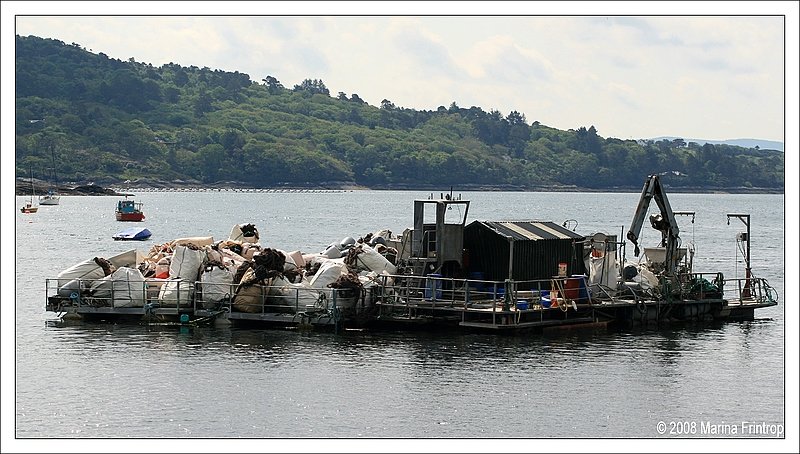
[626,175,681,274]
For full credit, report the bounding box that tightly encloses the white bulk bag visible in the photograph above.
[276,249,301,272]
[351,244,397,274]
[358,270,393,289]
[309,260,347,290]
[199,265,234,306]
[57,278,86,298]
[57,257,106,287]
[228,224,260,244]
[159,279,193,308]
[302,254,327,268]
[169,245,207,281]
[88,267,146,308]
[272,276,321,312]
[218,247,246,272]
[287,251,305,269]
[171,236,214,248]
[56,249,141,287]
[108,249,142,269]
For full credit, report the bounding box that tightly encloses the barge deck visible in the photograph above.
[44,176,779,334]
[45,271,777,332]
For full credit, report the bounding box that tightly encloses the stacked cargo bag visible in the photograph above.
[169,244,207,281]
[199,262,234,309]
[345,244,397,274]
[277,249,302,272]
[158,279,192,308]
[88,267,146,308]
[159,244,206,308]
[171,236,214,248]
[271,276,321,313]
[56,257,107,288]
[228,223,260,244]
[286,251,305,270]
[326,272,363,310]
[309,260,348,301]
[231,283,268,313]
[55,249,140,288]
[217,245,247,272]
[154,256,171,279]
[231,268,271,313]
[240,224,260,244]
[241,243,262,261]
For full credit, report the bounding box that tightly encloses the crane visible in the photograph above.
[626,174,681,277]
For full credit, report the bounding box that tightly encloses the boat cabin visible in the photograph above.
[117,199,142,213]
[407,193,470,277]
[463,220,586,281]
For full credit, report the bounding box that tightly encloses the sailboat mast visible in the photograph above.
[29,167,35,203]
[51,144,58,186]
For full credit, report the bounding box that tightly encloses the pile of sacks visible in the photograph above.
[55,223,399,313]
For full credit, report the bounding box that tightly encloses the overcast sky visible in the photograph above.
[5,2,797,144]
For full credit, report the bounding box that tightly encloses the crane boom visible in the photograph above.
[626,174,681,276]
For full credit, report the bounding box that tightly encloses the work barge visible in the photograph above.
[45,175,779,333]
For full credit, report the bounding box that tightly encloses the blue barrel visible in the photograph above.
[468,272,485,292]
[425,273,443,300]
[540,290,551,308]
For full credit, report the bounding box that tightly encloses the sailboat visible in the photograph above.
[39,146,60,205]
[39,189,60,206]
[20,168,39,213]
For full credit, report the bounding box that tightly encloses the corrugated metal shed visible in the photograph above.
[464,220,585,282]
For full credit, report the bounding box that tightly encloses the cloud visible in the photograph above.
[9,14,789,141]
[467,34,554,84]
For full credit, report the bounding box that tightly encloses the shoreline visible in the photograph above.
[15,178,785,196]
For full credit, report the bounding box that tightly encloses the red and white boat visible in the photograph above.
[20,168,39,213]
[115,197,145,222]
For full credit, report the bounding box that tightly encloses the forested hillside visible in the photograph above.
[14,35,784,192]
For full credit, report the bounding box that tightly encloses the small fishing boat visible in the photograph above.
[20,168,39,213]
[113,227,152,241]
[20,202,38,214]
[115,197,145,222]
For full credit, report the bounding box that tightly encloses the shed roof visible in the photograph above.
[468,220,584,241]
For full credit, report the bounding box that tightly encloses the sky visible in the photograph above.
[4,2,798,144]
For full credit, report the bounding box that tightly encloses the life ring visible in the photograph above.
[636,299,648,315]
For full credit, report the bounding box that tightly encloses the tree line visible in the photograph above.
[15,35,784,191]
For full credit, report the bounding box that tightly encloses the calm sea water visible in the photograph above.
[9,190,789,448]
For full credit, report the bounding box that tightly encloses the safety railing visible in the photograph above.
[46,277,370,318]
[371,274,591,312]
[46,277,196,312]
[725,276,779,305]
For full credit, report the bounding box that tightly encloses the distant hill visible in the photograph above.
[14,35,785,193]
[650,137,784,152]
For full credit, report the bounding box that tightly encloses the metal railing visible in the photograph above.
[371,274,591,311]
[46,277,369,317]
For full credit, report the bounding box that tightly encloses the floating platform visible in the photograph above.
[45,178,779,335]
[45,273,778,333]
